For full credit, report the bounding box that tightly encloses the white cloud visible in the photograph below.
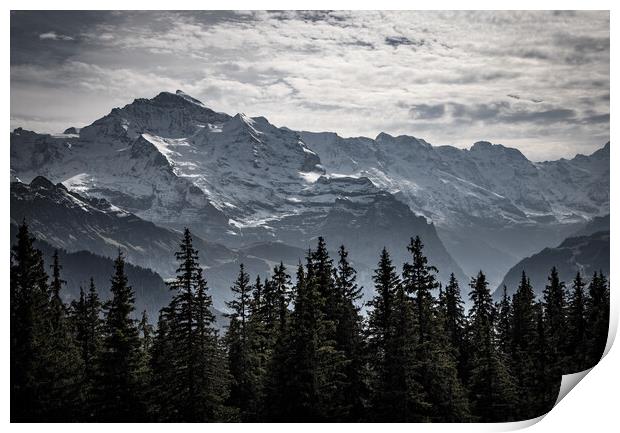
[39,31,74,41]
[13,11,609,160]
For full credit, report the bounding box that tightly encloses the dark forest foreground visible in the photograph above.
[11,222,610,422]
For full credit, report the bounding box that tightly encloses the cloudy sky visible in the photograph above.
[10,10,609,161]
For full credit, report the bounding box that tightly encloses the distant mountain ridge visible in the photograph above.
[494,230,610,299]
[10,90,608,291]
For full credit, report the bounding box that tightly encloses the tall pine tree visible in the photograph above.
[151,229,229,421]
[332,245,367,420]
[466,271,515,422]
[566,272,588,372]
[585,271,610,368]
[40,251,83,420]
[267,258,321,421]
[225,264,259,419]
[10,221,50,421]
[367,247,428,421]
[509,271,538,420]
[402,237,469,421]
[95,250,143,421]
[530,301,560,416]
[440,273,468,380]
[542,267,567,372]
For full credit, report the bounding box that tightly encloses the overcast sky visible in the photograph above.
[10,10,609,161]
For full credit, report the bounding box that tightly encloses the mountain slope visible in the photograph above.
[9,225,230,329]
[10,176,236,275]
[10,225,169,320]
[494,231,610,299]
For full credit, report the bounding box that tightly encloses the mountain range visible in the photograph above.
[10,90,609,309]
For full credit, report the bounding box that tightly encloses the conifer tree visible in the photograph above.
[266,258,320,421]
[248,275,266,337]
[165,228,202,420]
[585,271,610,367]
[135,310,154,419]
[306,237,350,420]
[367,248,427,421]
[70,278,102,419]
[39,251,83,420]
[49,251,67,328]
[252,275,264,311]
[566,272,588,372]
[10,221,50,421]
[225,264,258,419]
[148,307,175,420]
[152,229,229,421]
[261,277,277,333]
[265,242,343,421]
[138,310,154,357]
[261,262,297,419]
[246,275,269,415]
[427,289,471,422]
[390,276,431,421]
[271,262,293,330]
[137,310,154,365]
[466,271,515,422]
[304,239,348,421]
[85,278,102,366]
[95,250,143,421]
[495,286,512,357]
[402,236,438,343]
[542,267,567,372]
[530,301,560,416]
[311,237,336,315]
[194,266,230,421]
[441,273,468,379]
[509,271,538,419]
[332,245,367,420]
[367,248,397,368]
[402,237,469,421]
[71,286,88,353]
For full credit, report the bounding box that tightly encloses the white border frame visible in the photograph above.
[3,2,616,431]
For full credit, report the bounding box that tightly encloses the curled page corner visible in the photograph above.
[545,313,616,424]
[550,314,615,417]
[554,368,593,407]
[489,414,546,431]
[603,299,618,359]
[490,369,593,432]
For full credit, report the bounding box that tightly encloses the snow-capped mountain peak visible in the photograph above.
[223,113,261,137]
[173,89,208,107]
[375,131,431,150]
[10,90,608,290]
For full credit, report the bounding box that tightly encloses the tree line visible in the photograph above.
[11,221,610,422]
